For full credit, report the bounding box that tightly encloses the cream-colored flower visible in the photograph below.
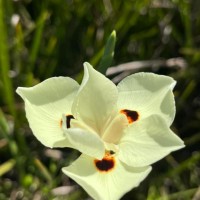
[16,63,184,200]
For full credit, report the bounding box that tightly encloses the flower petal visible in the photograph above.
[101,113,128,144]
[62,154,151,200]
[72,62,118,136]
[118,115,185,167]
[117,72,176,125]
[63,126,105,159]
[16,77,79,148]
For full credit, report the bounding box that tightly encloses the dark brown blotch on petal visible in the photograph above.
[66,115,74,128]
[94,153,115,172]
[60,114,74,128]
[120,109,139,124]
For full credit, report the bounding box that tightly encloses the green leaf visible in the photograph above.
[27,11,49,74]
[98,30,116,74]
[0,159,16,176]
[34,158,52,183]
[0,108,9,135]
[0,0,15,116]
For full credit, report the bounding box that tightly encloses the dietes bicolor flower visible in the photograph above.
[16,63,184,200]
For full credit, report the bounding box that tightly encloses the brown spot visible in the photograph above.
[59,115,74,128]
[66,115,74,128]
[94,152,115,173]
[109,150,115,155]
[120,109,139,124]
[59,119,63,128]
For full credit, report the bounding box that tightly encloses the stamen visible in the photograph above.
[120,109,139,124]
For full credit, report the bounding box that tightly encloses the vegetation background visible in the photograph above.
[0,0,200,199]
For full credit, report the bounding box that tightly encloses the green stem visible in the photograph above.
[0,0,15,116]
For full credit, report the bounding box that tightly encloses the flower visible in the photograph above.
[16,62,184,200]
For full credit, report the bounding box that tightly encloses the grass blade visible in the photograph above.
[0,159,16,176]
[0,0,15,115]
[28,11,49,73]
[98,30,116,74]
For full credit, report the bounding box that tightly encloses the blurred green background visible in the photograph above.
[0,0,200,199]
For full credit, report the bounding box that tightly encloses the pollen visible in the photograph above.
[59,114,74,128]
[94,151,115,173]
[120,109,139,124]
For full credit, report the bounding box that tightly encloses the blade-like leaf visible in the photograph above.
[0,159,16,176]
[0,0,15,115]
[98,30,116,74]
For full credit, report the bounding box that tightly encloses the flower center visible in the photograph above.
[120,109,139,123]
[94,151,115,172]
